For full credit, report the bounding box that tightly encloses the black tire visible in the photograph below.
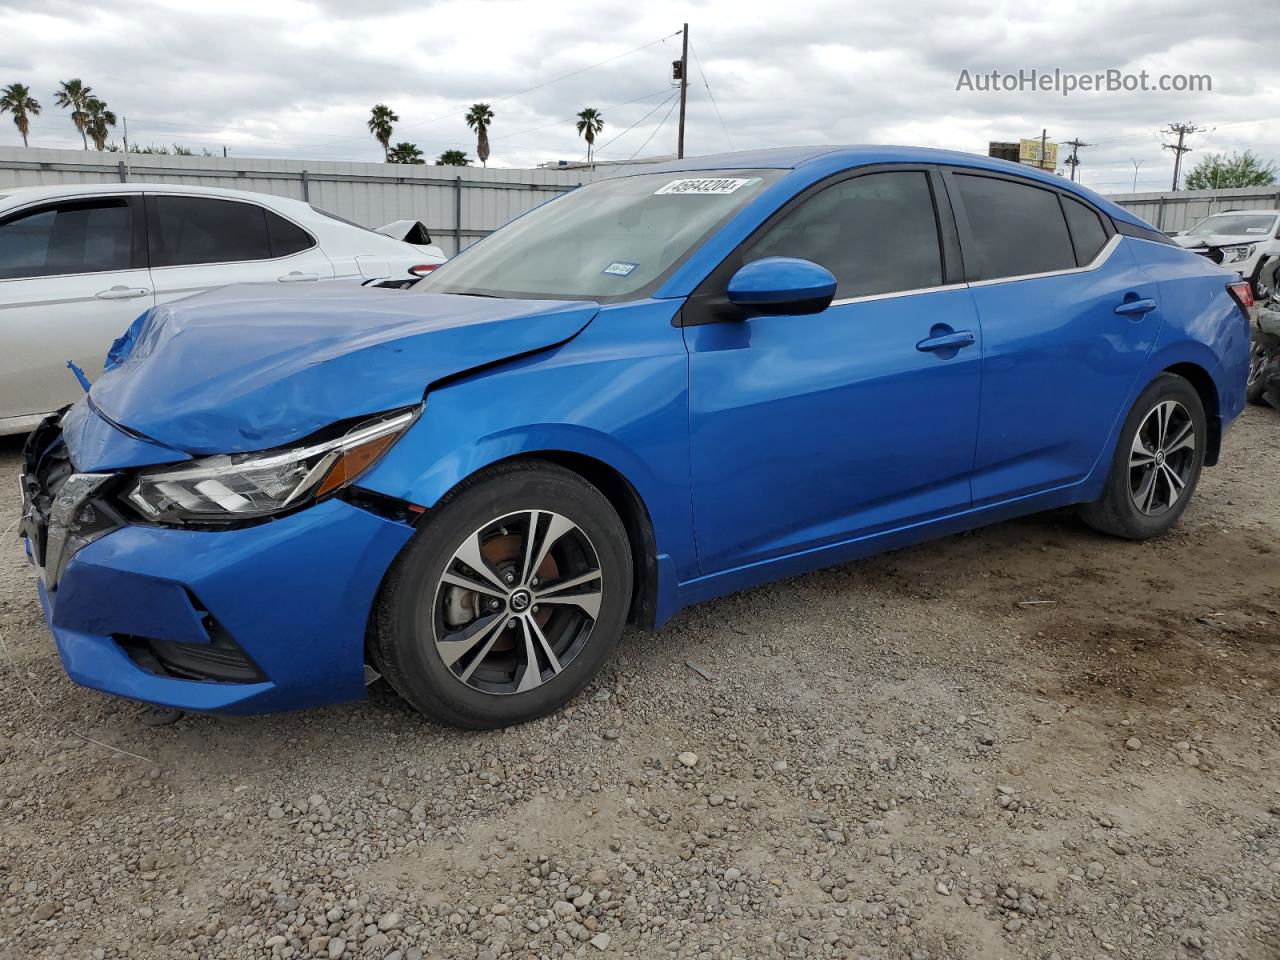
[1246,336,1271,406]
[373,460,632,729]
[1079,373,1207,540]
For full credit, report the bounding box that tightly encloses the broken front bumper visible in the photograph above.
[21,421,416,715]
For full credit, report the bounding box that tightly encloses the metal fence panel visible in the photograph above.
[0,147,645,256]
[1105,186,1280,233]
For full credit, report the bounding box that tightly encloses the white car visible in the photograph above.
[0,183,446,435]
[1174,209,1280,300]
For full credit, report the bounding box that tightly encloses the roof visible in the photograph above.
[0,181,314,212]
[640,145,1151,228]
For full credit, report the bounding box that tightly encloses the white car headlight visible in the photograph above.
[1222,243,1256,264]
[126,408,418,525]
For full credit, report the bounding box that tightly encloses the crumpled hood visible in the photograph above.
[89,282,599,455]
[1174,232,1260,249]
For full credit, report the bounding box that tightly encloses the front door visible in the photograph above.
[683,168,983,573]
[0,194,152,424]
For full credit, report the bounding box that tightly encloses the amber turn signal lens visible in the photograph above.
[314,432,401,499]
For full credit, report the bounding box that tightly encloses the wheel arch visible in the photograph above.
[1161,361,1221,465]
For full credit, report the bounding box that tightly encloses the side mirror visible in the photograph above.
[726,257,837,316]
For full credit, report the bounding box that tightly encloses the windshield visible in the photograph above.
[415,169,782,301]
[1185,213,1278,238]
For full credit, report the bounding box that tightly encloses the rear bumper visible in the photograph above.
[32,498,414,715]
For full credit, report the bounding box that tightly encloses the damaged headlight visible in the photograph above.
[1222,243,1256,264]
[125,408,418,525]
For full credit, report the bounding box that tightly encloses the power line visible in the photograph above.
[494,88,671,143]
[625,94,681,163]
[593,91,679,154]
[690,41,734,151]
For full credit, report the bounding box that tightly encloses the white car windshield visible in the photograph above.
[415,169,782,301]
[1185,213,1278,237]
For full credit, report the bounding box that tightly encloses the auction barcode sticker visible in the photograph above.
[655,177,756,195]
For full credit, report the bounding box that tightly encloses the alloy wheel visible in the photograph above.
[1128,400,1196,516]
[1247,340,1267,389]
[432,510,603,695]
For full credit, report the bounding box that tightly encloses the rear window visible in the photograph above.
[148,196,272,267]
[954,174,1076,280]
[1061,195,1109,265]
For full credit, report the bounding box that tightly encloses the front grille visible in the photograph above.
[1206,248,1225,265]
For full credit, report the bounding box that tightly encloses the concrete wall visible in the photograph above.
[0,147,654,256]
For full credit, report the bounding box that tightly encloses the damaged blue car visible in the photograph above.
[19,147,1251,729]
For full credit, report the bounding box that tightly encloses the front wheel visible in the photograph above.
[1079,373,1206,540]
[1246,337,1271,405]
[373,460,632,729]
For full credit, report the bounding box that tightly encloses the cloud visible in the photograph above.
[0,0,1274,192]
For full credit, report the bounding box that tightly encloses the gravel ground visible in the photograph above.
[0,406,1277,960]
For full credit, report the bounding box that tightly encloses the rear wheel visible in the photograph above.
[373,461,632,729]
[1247,337,1270,405]
[1079,373,1206,540]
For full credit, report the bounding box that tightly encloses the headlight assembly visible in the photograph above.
[125,408,418,525]
[1222,243,1256,264]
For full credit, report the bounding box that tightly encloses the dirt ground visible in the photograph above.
[0,406,1276,960]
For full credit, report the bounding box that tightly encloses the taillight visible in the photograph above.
[408,264,439,277]
[1226,279,1254,318]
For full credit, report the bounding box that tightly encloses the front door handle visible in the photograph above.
[278,271,319,283]
[1114,297,1157,316]
[916,328,976,354]
[95,285,150,301]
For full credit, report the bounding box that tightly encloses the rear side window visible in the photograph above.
[741,171,943,298]
[0,198,132,279]
[147,196,272,267]
[266,211,316,257]
[954,174,1076,280]
[1061,195,1109,265]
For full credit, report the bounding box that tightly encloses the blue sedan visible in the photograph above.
[19,146,1252,728]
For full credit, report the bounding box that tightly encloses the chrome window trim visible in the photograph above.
[829,282,969,307]
[966,232,1121,289]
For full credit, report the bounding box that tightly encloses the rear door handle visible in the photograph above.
[278,271,319,283]
[916,330,976,353]
[1114,297,1157,316]
[95,286,150,301]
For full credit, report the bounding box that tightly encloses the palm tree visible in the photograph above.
[83,97,117,151]
[387,141,424,164]
[435,149,471,166]
[0,83,40,147]
[465,103,494,167]
[575,108,605,165]
[54,79,93,149]
[367,104,398,160]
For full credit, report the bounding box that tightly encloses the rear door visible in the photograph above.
[947,170,1161,503]
[145,194,333,306]
[683,167,983,573]
[0,194,151,423]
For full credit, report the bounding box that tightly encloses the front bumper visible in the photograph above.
[24,482,415,715]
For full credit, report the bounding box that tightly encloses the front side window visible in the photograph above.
[415,169,782,301]
[147,196,272,267]
[0,198,132,280]
[954,174,1076,280]
[738,171,943,299]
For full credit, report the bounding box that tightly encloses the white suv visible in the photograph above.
[0,183,445,435]
[1174,209,1280,300]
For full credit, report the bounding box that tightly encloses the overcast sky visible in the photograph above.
[2,0,1277,194]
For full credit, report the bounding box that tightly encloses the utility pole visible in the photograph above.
[1130,158,1144,192]
[1162,123,1201,190]
[676,23,689,159]
[1040,128,1049,171]
[1064,137,1090,181]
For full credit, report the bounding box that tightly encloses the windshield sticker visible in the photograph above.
[655,177,757,196]
[602,261,639,277]
[1245,227,1267,233]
